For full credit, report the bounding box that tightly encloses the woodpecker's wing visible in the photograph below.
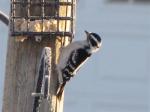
[58,41,85,68]
[69,48,91,74]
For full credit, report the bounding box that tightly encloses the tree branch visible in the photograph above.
[0,11,9,26]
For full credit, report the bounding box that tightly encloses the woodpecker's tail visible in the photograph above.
[57,83,66,96]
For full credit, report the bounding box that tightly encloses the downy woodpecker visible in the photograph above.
[57,30,102,95]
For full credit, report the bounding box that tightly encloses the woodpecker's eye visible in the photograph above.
[89,37,97,47]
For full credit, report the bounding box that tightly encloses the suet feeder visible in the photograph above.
[10,0,76,41]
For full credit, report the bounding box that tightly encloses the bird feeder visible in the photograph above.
[10,0,76,41]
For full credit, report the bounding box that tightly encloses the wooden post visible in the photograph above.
[2,0,76,112]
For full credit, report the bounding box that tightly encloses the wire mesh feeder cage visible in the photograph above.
[10,0,76,42]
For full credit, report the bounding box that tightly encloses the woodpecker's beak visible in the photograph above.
[85,30,90,36]
[85,30,90,41]
[84,30,90,41]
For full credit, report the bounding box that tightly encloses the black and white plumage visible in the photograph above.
[56,31,102,96]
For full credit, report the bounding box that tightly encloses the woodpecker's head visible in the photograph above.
[85,30,102,52]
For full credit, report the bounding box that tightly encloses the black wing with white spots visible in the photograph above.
[62,47,91,82]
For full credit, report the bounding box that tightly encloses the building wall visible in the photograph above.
[65,0,150,112]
